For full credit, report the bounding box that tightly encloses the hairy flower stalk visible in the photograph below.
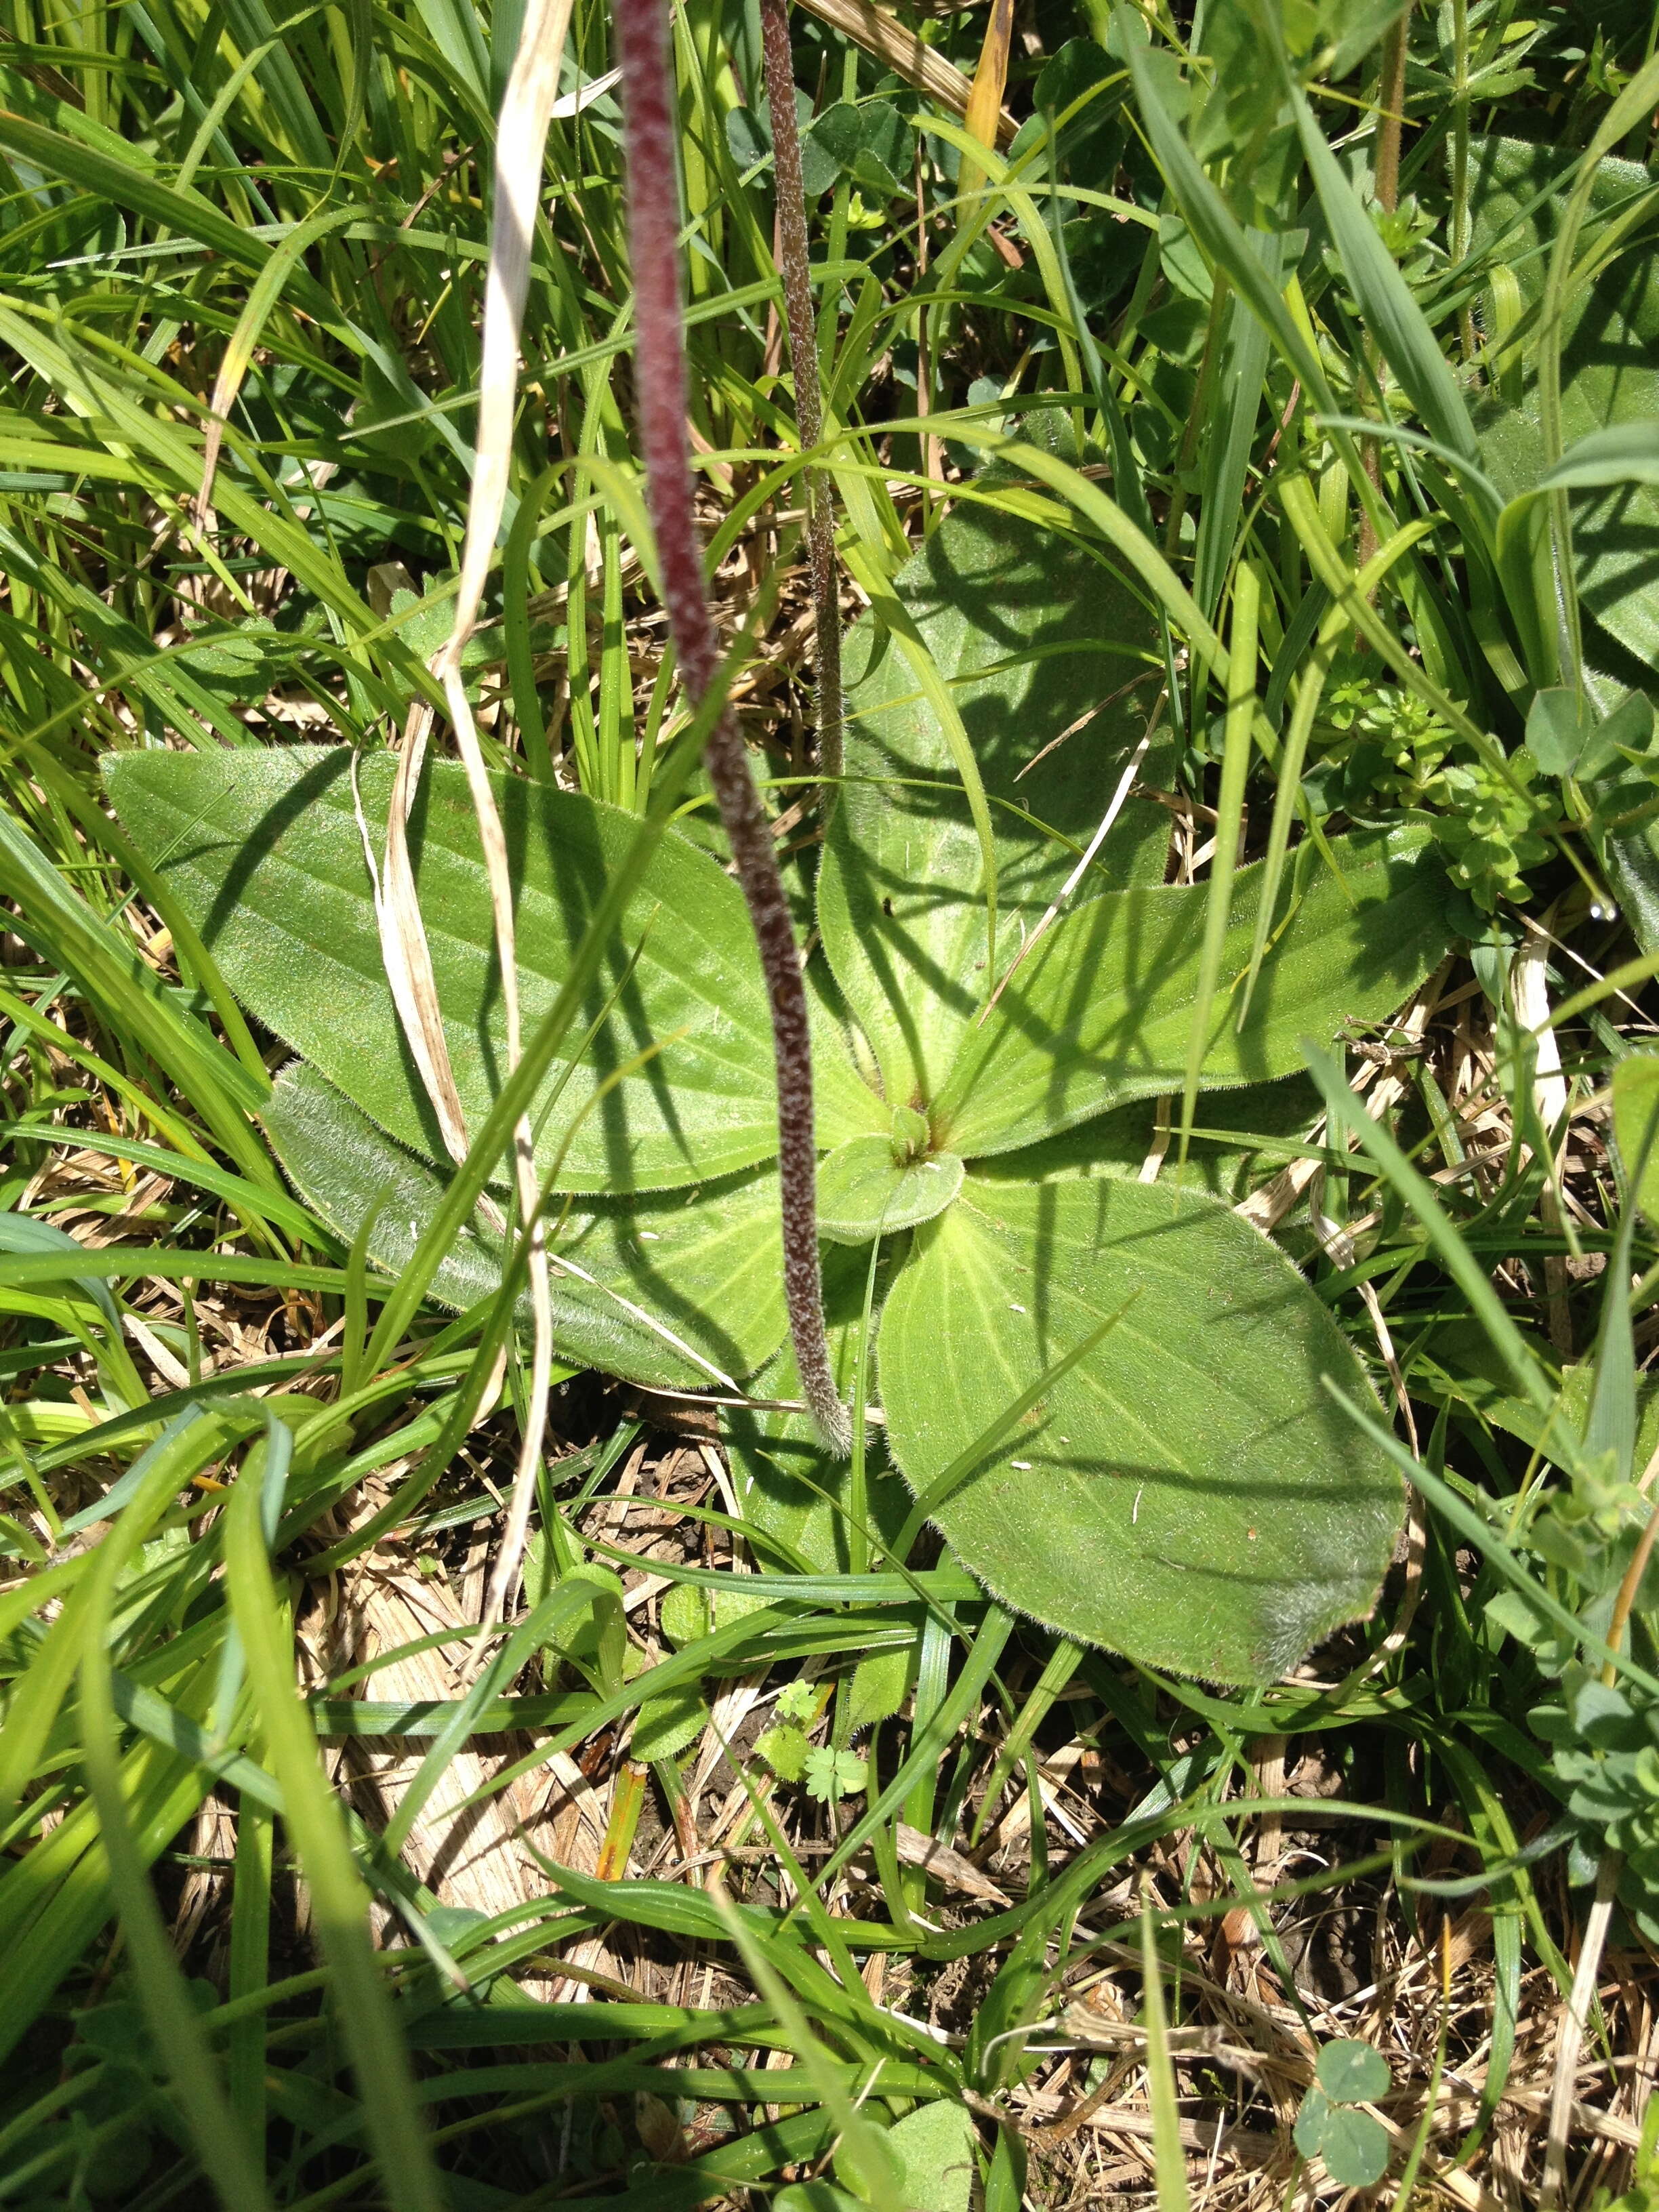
[758,0,842,789]
[615,0,851,1456]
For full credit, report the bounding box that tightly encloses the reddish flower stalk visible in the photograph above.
[758,0,842,788]
[616,0,850,1456]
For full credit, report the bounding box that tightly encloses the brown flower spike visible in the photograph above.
[615,0,851,1456]
[758,0,842,787]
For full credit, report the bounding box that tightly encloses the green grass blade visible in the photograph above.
[77,1492,274,2207]
[222,1416,448,2212]
[1303,1040,1555,1417]
[0,1410,224,1835]
[1286,81,1484,485]
[0,804,272,1183]
[1139,1889,1192,2211]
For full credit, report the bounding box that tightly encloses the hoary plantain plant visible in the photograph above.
[106,493,1452,1685]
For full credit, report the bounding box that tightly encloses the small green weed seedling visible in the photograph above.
[802,1746,868,1805]
[1293,2036,1392,2189]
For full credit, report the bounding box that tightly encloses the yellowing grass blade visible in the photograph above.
[958,0,1016,202]
[192,203,363,529]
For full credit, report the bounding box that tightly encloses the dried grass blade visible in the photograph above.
[351,742,478,1190]
[1540,1851,1620,2207]
[796,0,1015,141]
[375,0,579,1637]
[442,0,579,1639]
[446,0,577,665]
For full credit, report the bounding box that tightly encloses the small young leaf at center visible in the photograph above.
[817,1134,964,1244]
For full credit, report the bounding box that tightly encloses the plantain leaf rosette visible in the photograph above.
[106,505,1452,1682]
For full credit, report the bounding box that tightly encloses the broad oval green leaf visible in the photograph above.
[817,499,1172,1112]
[1293,2085,1334,2160]
[265,1061,792,1388]
[630,1682,709,1762]
[1484,403,1659,680]
[104,745,881,1195]
[933,828,1448,1160]
[1582,718,1659,955]
[1614,1052,1659,1223]
[878,1174,1402,1683]
[1467,138,1659,439]
[974,1074,1324,1202]
[1470,136,1659,672]
[861,2101,976,2212]
[1525,687,1594,775]
[817,1134,964,1244]
[1540,422,1659,494]
[842,1631,920,1736]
